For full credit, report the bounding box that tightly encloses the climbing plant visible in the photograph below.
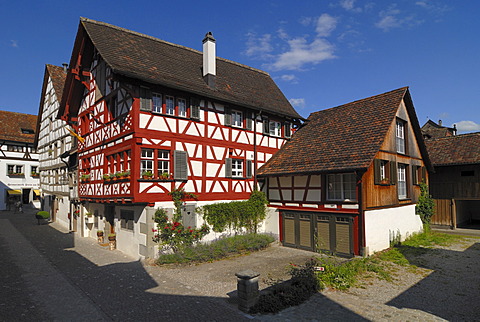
[202,190,268,234]
[168,188,197,221]
[415,182,435,231]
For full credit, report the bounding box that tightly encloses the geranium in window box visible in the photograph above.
[123,170,131,179]
[31,172,40,178]
[103,174,111,181]
[142,170,154,179]
[80,174,90,182]
[158,172,170,180]
[9,172,25,177]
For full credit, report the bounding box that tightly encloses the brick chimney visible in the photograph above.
[202,32,216,88]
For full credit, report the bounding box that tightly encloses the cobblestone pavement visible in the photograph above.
[1,208,479,321]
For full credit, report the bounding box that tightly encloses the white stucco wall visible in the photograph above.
[364,204,423,255]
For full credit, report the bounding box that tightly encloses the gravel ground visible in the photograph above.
[256,236,480,321]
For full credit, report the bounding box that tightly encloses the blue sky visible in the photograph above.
[1,0,479,133]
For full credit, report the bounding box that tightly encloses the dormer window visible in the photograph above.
[21,128,34,134]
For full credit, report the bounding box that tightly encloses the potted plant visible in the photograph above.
[31,172,40,178]
[85,212,94,224]
[115,171,124,180]
[108,233,116,250]
[35,210,50,225]
[73,209,80,218]
[142,170,153,179]
[97,230,104,243]
[159,172,170,180]
[103,173,110,181]
[80,174,90,182]
[123,170,131,179]
[109,173,116,182]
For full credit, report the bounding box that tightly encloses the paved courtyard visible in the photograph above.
[1,207,479,321]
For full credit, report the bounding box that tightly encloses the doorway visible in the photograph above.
[105,205,115,234]
[22,188,31,204]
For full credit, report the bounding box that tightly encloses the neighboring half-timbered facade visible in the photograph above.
[0,111,39,210]
[258,88,431,256]
[35,64,78,230]
[58,18,302,259]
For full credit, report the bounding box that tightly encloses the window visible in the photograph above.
[157,150,170,178]
[140,148,154,175]
[232,159,243,177]
[178,98,187,117]
[412,165,426,185]
[269,121,281,137]
[232,110,243,127]
[461,170,474,177]
[284,122,291,138]
[327,173,356,201]
[31,166,38,176]
[21,128,34,134]
[374,159,392,185]
[398,164,407,199]
[152,93,162,113]
[225,159,252,178]
[165,96,175,115]
[120,210,134,231]
[396,120,405,154]
[7,165,14,175]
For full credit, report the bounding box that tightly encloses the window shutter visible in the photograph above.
[246,160,253,178]
[224,107,232,126]
[284,122,291,138]
[374,159,381,185]
[190,98,200,120]
[422,166,427,184]
[140,88,152,112]
[174,150,188,180]
[246,113,253,131]
[263,118,269,135]
[412,166,418,185]
[225,158,232,178]
[390,161,397,185]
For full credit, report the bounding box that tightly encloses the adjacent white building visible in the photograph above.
[35,64,76,230]
[0,110,40,210]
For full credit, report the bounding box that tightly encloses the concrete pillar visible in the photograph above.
[235,269,260,312]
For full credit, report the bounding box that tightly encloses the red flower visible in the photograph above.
[189,230,193,233]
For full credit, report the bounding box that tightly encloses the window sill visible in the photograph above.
[8,174,25,178]
[103,178,131,184]
[138,178,175,182]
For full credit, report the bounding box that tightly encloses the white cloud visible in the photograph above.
[271,37,335,71]
[10,40,18,48]
[289,98,306,108]
[375,15,401,31]
[315,14,338,37]
[453,121,480,134]
[244,33,273,58]
[340,0,355,11]
[280,74,298,82]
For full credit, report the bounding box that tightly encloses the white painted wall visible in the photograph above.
[364,204,423,255]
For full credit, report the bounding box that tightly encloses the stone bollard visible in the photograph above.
[235,269,260,313]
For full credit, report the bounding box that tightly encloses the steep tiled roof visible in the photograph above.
[47,64,66,103]
[258,87,418,176]
[0,110,37,144]
[78,18,301,119]
[421,119,456,139]
[425,132,480,166]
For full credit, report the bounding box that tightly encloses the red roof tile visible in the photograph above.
[425,132,480,166]
[258,87,419,176]
[0,110,37,144]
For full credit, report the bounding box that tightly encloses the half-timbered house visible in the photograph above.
[258,87,432,256]
[35,64,79,231]
[58,18,302,258]
[0,110,40,210]
[425,132,480,229]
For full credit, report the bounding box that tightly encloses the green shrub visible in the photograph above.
[416,182,435,230]
[156,233,274,265]
[36,211,50,219]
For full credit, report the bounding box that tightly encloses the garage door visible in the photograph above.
[282,211,353,257]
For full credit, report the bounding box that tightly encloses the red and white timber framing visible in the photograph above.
[75,57,292,205]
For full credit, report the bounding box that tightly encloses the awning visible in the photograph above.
[7,190,21,195]
[33,190,41,195]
